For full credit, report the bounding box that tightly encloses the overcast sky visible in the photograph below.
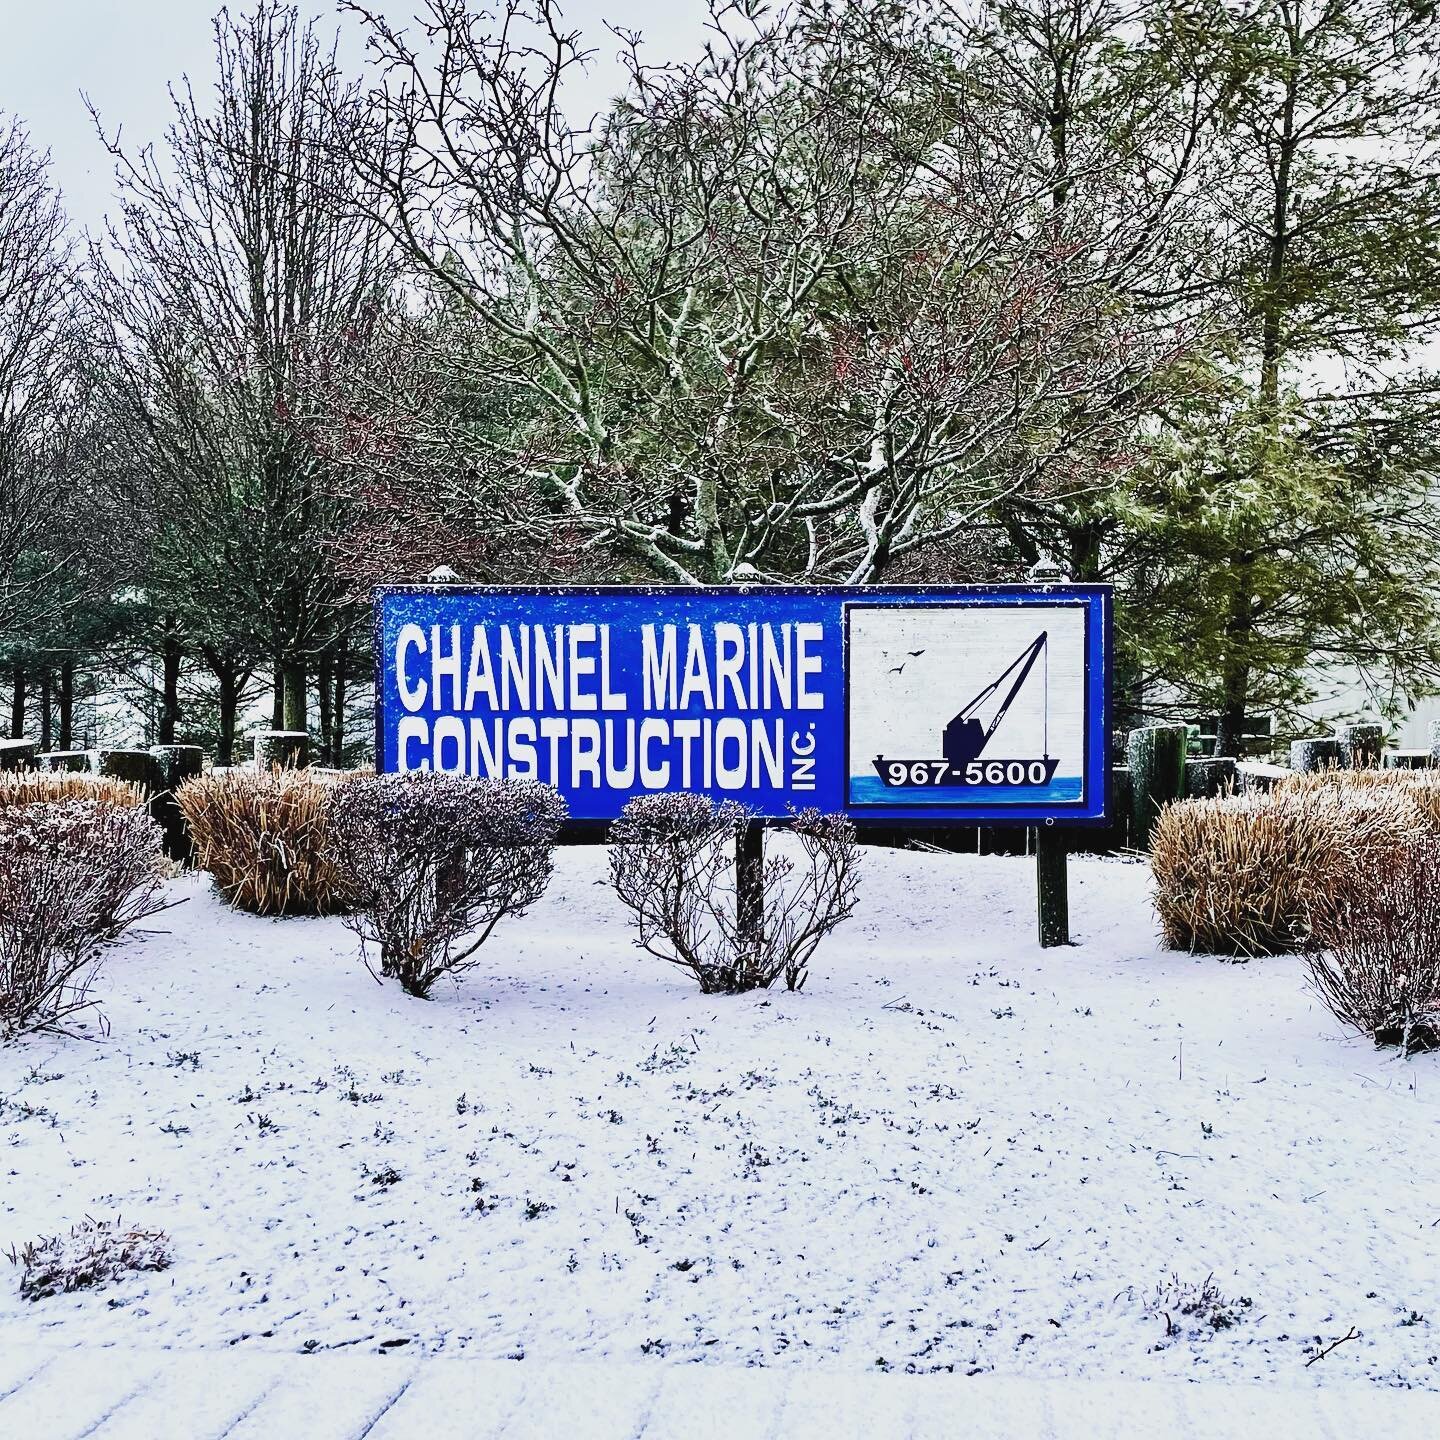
[0,1,709,234]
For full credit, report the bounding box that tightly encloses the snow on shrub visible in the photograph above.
[1302,836,1440,1054]
[1150,787,1423,957]
[1275,767,1440,829]
[175,769,349,916]
[0,771,145,810]
[608,793,859,994]
[327,773,566,998]
[6,1217,172,1300]
[0,800,168,1037]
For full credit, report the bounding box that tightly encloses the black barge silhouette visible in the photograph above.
[873,631,1059,789]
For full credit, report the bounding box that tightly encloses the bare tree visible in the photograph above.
[953,0,1239,581]
[87,3,395,749]
[0,117,79,642]
[335,0,1183,586]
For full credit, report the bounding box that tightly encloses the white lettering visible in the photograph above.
[433,714,467,773]
[397,714,429,770]
[567,624,598,710]
[796,623,824,709]
[679,625,714,709]
[396,625,427,712]
[642,625,677,708]
[639,717,670,787]
[714,717,748,789]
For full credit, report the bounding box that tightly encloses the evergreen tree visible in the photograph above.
[1144,0,1440,750]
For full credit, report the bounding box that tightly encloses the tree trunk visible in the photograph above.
[1214,53,1296,763]
[9,662,23,739]
[201,645,252,768]
[332,634,348,767]
[271,656,284,729]
[1212,572,1255,759]
[282,658,307,733]
[58,657,73,750]
[317,653,334,766]
[1067,519,1106,584]
[39,669,52,751]
[159,628,184,744]
[217,668,240,767]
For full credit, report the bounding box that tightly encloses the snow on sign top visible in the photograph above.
[373,584,1113,824]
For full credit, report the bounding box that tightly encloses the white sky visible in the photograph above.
[0,0,711,235]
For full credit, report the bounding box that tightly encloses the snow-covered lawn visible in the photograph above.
[1,845,1436,1388]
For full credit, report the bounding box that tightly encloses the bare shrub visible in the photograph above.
[1151,787,1423,956]
[0,801,169,1037]
[608,794,859,994]
[0,771,145,810]
[1302,837,1440,1054]
[327,773,566,998]
[6,1217,172,1300]
[175,770,349,915]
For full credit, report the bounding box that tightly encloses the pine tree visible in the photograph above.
[1145,0,1440,751]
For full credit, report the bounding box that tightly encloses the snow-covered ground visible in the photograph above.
[1,845,1436,1389]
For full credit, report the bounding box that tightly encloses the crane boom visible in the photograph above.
[950,631,1048,742]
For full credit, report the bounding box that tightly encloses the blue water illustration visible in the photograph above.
[848,774,1083,807]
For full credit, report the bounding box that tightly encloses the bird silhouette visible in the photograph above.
[907,649,926,657]
[888,663,907,674]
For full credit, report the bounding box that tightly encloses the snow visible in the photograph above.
[1,844,1437,1388]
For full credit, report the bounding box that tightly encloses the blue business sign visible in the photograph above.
[374,585,1111,824]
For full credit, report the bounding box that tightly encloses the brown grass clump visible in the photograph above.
[175,770,349,916]
[6,1217,172,1300]
[0,771,145,810]
[1151,787,1425,956]
[1275,767,1440,830]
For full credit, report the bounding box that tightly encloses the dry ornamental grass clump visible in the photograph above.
[175,769,350,916]
[0,771,145,810]
[1275,767,1440,829]
[1151,787,1424,957]
[6,1218,172,1301]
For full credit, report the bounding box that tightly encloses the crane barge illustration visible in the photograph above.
[872,631,1061,790]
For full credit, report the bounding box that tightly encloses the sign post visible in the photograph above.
[1035,823,1070,947]
[736,819,766,957]
[375,585,1112,937]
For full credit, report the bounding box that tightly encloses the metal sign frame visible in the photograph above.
[373,583,1112,826]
